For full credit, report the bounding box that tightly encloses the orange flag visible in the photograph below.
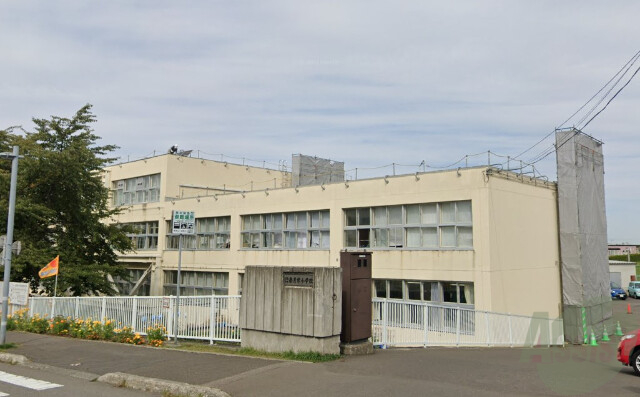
[38,256,59,279]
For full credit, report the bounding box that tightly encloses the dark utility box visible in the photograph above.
[340,252,372,343]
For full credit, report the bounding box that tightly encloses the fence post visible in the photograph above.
[209,295,216,344]
[74,297,79,319]
[50,298,56,320]
[456,307,461,346]
[382,299,388,348]
[423,304,428,347]
[485,312,491,346]
[508,313,513,347]
[131,297,138,332]
[548,318,552,347]
[29,298,34,316]
[101,297,107,322]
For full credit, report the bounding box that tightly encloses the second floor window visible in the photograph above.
[344,201,472,249]
[241,210,330,249]
[112,174,161,206]
[166,216,231,250]
[124,221,159,250]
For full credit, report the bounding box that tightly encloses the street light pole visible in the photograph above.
[0,146,21,345]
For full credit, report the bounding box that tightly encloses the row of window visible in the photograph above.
[345,202,472,249]
[374,279,474,305]
[241,211,330,249]
[166,217,231,250]
[112,174,161,206]
[121,201,473,251]
[163,271,229,296]
[113,270,472,308]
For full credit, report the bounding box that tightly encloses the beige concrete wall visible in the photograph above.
[104,161,562,318]
[162,155,289,199]
[484,171,561,318]
[103,154,289,202]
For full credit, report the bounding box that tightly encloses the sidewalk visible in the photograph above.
[6,331,282,386]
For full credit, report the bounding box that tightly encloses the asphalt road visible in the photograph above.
[5,298,640,397]
[0,362,156,397]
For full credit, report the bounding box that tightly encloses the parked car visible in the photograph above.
[611,282,628,300]
[629,281,640,299]
[618,328,640,375]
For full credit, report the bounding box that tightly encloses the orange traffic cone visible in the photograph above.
[627,303,632,314]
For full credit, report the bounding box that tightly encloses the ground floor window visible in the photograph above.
[163,271,229,296]
[373,279,475,334]
[113,268,151,296]
[374,279,474,306]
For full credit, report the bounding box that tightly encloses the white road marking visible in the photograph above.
[0,391,8,396]
[0,371,62,390]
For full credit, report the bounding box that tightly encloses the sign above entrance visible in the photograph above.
[283,272,314,288]
[172,211,195,234]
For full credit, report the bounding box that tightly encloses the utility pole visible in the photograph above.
[0,146,22,345]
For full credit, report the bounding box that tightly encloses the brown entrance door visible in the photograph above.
[341,252,372,342]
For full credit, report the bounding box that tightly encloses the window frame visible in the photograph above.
[166,216,231,251]
[241,210,330,250]
[372,279,474,307]
[344,201,473,250]
[112,174,161,206]
[123,221,159,251]
[163,270,229,296]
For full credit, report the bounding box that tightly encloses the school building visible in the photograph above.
[103,152,562,320]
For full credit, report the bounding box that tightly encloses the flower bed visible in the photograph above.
[8,308,166,347]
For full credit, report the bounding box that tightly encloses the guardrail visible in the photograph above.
[372,298,564,348]
[27,296,241,343]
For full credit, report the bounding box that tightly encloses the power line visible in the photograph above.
[574,51,640,128]
[523,58,640,165]
[526,55,640,166]
[513,50,640,161]
[579,64,640,130]
[527,129,580,166]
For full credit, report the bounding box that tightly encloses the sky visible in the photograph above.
[1,1,639,243]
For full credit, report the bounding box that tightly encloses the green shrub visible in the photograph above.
[28,314,50,334]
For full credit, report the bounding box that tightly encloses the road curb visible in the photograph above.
[0,352,101,381]
[0,351,229,396]
[97,372,231,397]
[0,352,29,365]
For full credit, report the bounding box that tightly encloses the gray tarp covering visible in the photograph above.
[556,130,611,343]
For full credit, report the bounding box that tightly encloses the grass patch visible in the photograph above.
[610,253,640,264]
[166,342,340,363]
[0,343,16,350]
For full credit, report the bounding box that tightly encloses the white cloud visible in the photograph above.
[1,0,639,241]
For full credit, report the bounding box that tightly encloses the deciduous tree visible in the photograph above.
[0,104,132,295]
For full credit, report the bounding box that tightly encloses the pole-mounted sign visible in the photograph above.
[171,210,194,343]
[172,211,195,234]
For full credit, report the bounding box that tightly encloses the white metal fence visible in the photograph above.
[27,296,241,343]
[372,298,564,348]
[17,296,563,348]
